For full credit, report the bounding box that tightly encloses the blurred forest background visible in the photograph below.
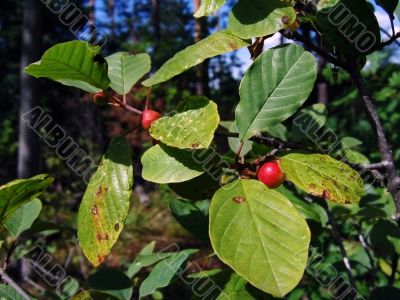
[1,0,400,299]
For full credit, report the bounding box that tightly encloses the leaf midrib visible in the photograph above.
[241,50,308,140]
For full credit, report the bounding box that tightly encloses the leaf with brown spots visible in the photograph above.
[209,179,310,297]
[279,153,364,204]
[149,96,220,150]
[78,137,133,267]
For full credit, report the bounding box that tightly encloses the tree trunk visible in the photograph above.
[17,0,44,178]
[317,55,329,105]
[193,0,210,96]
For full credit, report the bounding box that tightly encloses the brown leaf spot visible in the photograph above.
[97,254,106,264]
[309,184,316,190]
[96,233,109,241]
[114,223,120,231]
[92,205,99,216]
[232,196,245,204]
[282,16,290,25]
[229,43,237,50]
[191,143,200,149]
[322,190,331,199]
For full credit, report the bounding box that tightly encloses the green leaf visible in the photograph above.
[25,41,110,92]
[143,30,250,86]
[276,186,327,225]
[150,96,219,149]
[72,291,119,300]
[194,0,226,17]
[105,52,151,95]
[279,153,364,204]
[226,122,254,156]
[368,220,400,256]
[77,137,133,267]
[141,144,205,184]
[209,179,311,297]
[4,199,42,237]
[126,241,156,278]
[139,249,198,298]
[228,0,296,39]
[317,0,381,57]
[0,174,53,224]
[88,268,133,300]
[291,104,327,142]
[0,284,33,300]
[216,273,254,300]
[169,199,210,242]
[126,252,173,278]
[169,172,221,201]
[236,44,317,140]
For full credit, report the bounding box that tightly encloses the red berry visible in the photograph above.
[141,110,161,129]
[257,161,285,188]
[93,92,108,105]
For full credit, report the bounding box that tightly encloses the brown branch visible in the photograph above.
[111,96,143,115]
[0,267,31,300]
[281,30,400,219]
[348,67,400,219]
[280,30,350,70]
[379,32,400,49]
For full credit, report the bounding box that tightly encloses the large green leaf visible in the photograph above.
[77,137,133,267]
[105,52,151,95]
[228,0,296,39]
[4,199,42,237]
[0,174,53,224]
[150,96,219,149]
[279,153,364,204]
[194,0,226,17]
[143,30,249,86]
[236,44,317,140]
[139,249,198,298]
[141,144,205,183]
[209,179,310,297]
[25,41,110,92]
[317,0,381,57]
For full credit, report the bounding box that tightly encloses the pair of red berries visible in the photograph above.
[92,93,161,129]
[257,161,285,188]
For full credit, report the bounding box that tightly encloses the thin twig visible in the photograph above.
[215,130,303,150]
[111,96,142,115]
[0,267,31,300]
[379,32,400,49]
[324,205,358,291]
[359,161,390,171]
[380,28,400,47]
[358,230,377,290]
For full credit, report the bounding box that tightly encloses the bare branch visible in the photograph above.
[325,205,358,292]
[348,67,400,218]
[0,267,31,300]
